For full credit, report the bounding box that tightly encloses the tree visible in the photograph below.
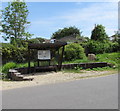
[91,24,109,42]
[28,37,45,43]
[1,0,32,46]
[51,26,81,39]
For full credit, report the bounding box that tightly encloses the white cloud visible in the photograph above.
[58,2,117,24]
[29,2,118,38]
[62,2,117,36]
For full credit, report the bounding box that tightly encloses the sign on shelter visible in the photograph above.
[38,50,51,60]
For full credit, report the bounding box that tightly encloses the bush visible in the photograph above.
[1,43,28,64]
[82,40,119,55]
[64,43,86,61]
[2,62,17,74]
[2,42,42,64]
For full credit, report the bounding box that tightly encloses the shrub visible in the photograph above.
[1,43,14,64]
[64,43,86,61]
[2,43,28,64]
[2,62,17,74]
[82,40,119,55]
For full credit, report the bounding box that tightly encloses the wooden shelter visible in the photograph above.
[28,41,67,73]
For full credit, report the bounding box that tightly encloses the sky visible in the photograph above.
[1,1,118,42]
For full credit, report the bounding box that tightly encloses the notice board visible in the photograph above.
[38,50,51,60]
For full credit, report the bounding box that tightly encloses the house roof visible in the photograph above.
[28,41,67,50]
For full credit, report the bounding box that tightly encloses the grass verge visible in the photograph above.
[74,70,118,80]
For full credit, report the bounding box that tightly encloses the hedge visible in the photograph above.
[81,40,119,55]
[64,43,86,61]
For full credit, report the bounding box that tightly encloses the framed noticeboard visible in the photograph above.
[38,50,51,60]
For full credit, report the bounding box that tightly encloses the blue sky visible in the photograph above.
[1,2,118,42]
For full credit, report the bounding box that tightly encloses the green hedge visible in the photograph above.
[81,40,119,55]
[64,43,86,61]
[1,38,46,64]
[1,43,28,64]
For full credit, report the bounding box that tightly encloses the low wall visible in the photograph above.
[62,62,109,69]
[14,62,111,74]
[14,66,57,74]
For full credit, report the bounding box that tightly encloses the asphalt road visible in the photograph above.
[2,74,118,109]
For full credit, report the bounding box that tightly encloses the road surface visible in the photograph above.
[2,74,118,109]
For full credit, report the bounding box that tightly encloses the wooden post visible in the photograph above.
[58,46,65,71]
[48,60,50,66]
[57,48,60,70]
[28,48,30,74]
[60,46,65,70]
[37,60,39,67]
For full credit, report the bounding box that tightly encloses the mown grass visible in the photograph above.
[74,72,117,80]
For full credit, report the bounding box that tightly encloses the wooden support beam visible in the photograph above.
[48,60,50,66]
[28,48,30,74]
[57,48,60,70]
[37,60,40,67]
[58,46,65,71]
[60,46,65,70]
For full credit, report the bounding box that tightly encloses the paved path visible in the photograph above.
[2,74,118,109]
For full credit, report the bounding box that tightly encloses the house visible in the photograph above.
[57,34,87,43]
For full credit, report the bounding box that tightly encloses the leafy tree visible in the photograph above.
[51,26,81,39]
[91,24,109,42]
[28,37,45,43]
[1,0,32,46]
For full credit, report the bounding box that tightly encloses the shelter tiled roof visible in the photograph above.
[28,41,67,50]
